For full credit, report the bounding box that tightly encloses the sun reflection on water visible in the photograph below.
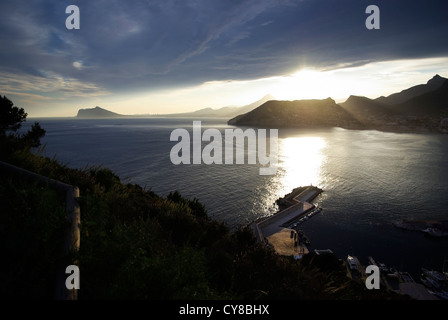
[256,136,327,218]
[276,136,327,198]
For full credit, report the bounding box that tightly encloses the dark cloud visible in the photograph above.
[1,0,447,96]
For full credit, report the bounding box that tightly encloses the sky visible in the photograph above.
[1,0,448,117]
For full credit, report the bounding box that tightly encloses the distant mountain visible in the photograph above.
[375,74,446,105]
[340,95,397,124]
[233,94,276,116]
[167,94,275,118]
[167,106,236,118]
[394,79,448,117]
[76,106,123,118]
[228,98,363,129]
[341,75,448,120]
[228,75,448,133]
[75,95,274,119]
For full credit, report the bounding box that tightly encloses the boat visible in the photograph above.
[315,249,333,255]
[367,256,389,273]
[421,227,448,237]
[378,263,387,270]
[347,255,359,271]
[420,275,440,288]
[387,267,399,278]
[346,255,366,281]
[422,268,447,282]
[420,277,433,288]
[378,262,389,273]
[303,206,322,219]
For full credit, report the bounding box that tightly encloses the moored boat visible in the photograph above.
[421,227,448,237]
[422,268,447,282]
[367,256,389,273]
[347,255,359,271]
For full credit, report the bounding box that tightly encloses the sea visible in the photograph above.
[25,117,448,280]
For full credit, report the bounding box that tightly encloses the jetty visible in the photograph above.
[250,185,323,259]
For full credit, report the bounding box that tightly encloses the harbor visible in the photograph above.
[345,255,448,300]
[250,185,323,259]
[250,185,448,300]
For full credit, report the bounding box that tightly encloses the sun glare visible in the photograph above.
[278,136,326,195]
[272,69,321,100]
[270,67,374,102]
[270,68,352,101]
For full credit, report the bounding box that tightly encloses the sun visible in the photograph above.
[291,69,321,79]
[271,69,328,101]
[270,68,359,102]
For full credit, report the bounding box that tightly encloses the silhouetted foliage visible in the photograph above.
[168,190,209,220]
[0,95,27,135]
[0,95,45,154]
[21,122,46,148]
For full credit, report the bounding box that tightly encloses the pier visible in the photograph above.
[250,185,323,259]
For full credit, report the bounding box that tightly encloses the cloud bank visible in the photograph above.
[0,0,447,115]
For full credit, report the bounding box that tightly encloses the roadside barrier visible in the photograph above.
[0,160,80,300]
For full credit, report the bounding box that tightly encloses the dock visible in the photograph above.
[250,185,323,259]
[367,256,442,300]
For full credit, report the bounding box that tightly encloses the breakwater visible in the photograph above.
[250,185,323,258]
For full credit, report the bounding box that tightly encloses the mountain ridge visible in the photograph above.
[228,75,448,133]
[228,97,364,130]
[375,74,446,105]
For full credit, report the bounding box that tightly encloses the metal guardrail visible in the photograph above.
[0,160,80,300]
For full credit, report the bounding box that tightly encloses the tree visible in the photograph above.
[22,122,46,148]
[0,95,45,149]
[0,95,27,135]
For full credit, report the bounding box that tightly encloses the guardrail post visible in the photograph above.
[0,161,80,300]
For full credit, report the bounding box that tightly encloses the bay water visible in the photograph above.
[27,117,448,280]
